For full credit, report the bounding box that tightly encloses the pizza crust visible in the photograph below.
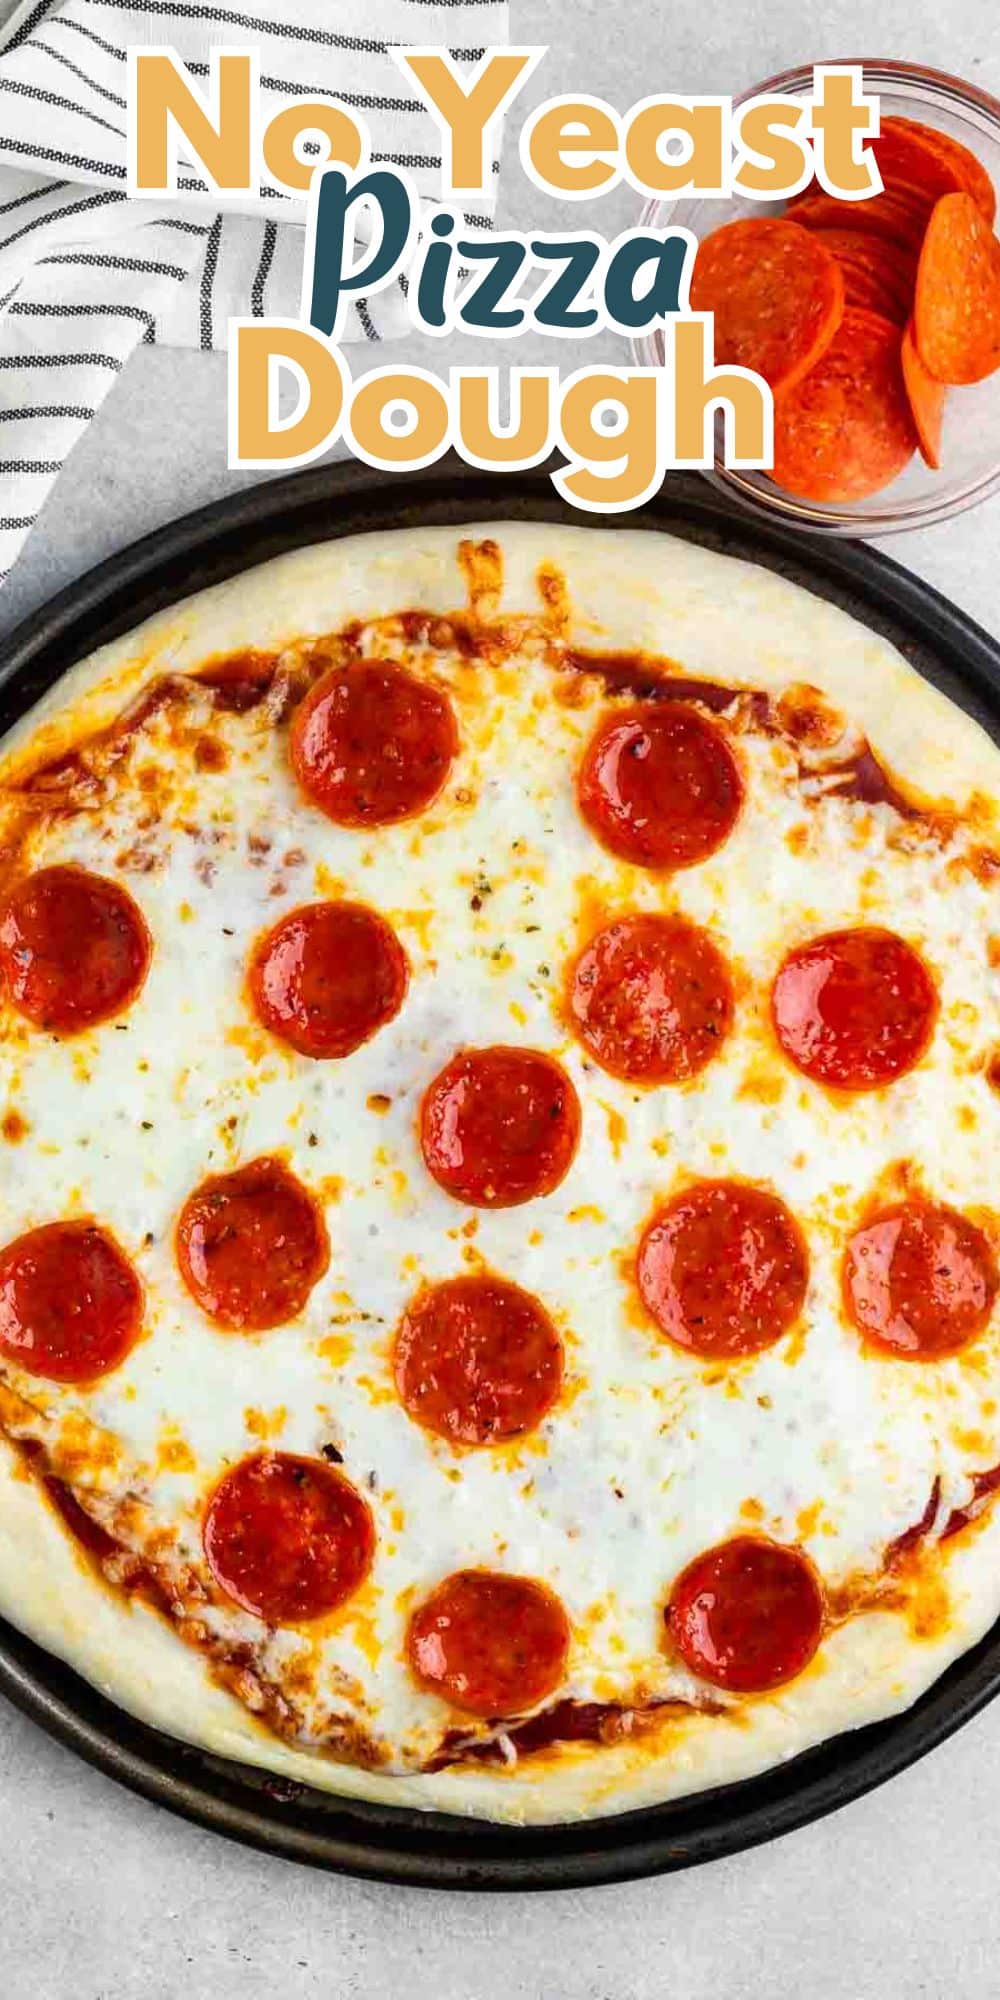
[3,523,997,811]
[5,1430,1000,1825]
[1,521,999,1826]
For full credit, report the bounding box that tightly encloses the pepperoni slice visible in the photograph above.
[844,1199,998,1359]
[0,865,151,1034]
[394,1274,563,1446]
[902,319,946,469]
[792,189,930,252]
[914,192,1000,387]
[290,660,458,827]
[807,228,917,327]
[667,1536,824,1693]
[689,218,844,393]
[567,913,733,1084]
[889,118,997,227]
[203,1451,374,1624]
[176,1157,329,1330]
[771,927,937,1091]
[420,1046,580,1208]
[577,704,742,871]
[873,119,972,208]
[407,1569,570,1717]
[0,1220,142,1383]
[637,1181,808,1358]
[770,309,917,504]
[249,900,408,1059]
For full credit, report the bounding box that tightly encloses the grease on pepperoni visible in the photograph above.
[0,865,151,1034]
[0,1220,142,1382]
[567,912,733,1083]
[203,1451,374,1624]
[290,659,458,827]
[249,900,408,1059]
[637,1180,808,1359]
[577,703,742,870]
[772,926,937,1091]
[394,1274,563,1446]
[420,1046,581,1208]
[176,1157,328,1330]
[667,1535,824,1692]
[407,1569,570,1717]
[844,1198,998,1359]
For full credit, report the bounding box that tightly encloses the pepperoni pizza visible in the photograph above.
[1,523,999,1824]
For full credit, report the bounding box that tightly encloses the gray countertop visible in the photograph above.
[4,2,1000,1994]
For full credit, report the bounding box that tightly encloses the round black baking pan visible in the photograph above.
[2,459,1000,1891]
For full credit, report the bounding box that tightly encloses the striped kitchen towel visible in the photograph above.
[0,0,509,585]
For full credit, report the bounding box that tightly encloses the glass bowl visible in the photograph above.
[632,59,1000,535]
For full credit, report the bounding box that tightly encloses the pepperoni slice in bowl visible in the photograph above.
[577,704,742,870]
[805,227,917,327]
[290,660,458,827]
[0,1220,143,1383]
[771,926,938,1092]
[873,118,972,209]
[249,900,408,1059]
[902,319,946,470]
[203,1451,374,1624]
[667,1535,824,1693]
[636,1180,808,1359]
[567,912,733,1084]
[176,1157,329,1330]
[0,865,151,1034]
[914,192,1000,386]
[420,1046,581,1208]
[394,1274,563,1446]
[793,182,937,253]
[689,217,844,393]
[889,117,997,226]
[844,1198,998,1360]
[407,1569,571,1717]
[770,308,917,504]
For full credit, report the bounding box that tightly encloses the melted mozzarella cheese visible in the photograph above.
[1,529,999,1782]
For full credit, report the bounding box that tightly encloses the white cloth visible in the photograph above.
[0,0,509,582]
